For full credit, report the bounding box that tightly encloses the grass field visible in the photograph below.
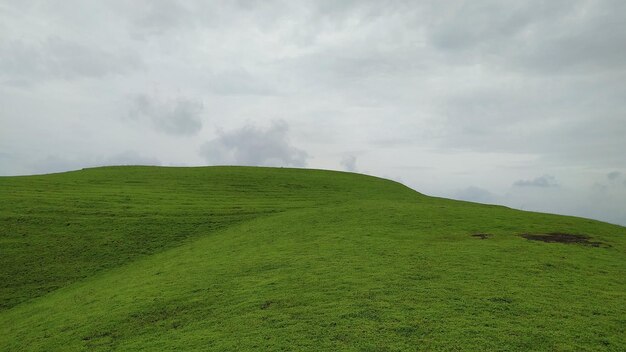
[1,166,624,351]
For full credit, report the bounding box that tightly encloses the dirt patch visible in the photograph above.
[521,232,603,247]
[471,233,491,239]
[260,300,273,310]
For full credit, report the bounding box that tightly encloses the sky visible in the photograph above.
[1,0,625,225]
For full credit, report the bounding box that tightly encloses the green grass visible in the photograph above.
[1,166,624,351]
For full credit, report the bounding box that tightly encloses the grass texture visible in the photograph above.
[1,166,624,351]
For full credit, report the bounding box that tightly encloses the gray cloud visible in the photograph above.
[0,37,141,85]
[340,155,357,172]
[436,77,626,168]
[1,1,625,225]
[592,182,608,193]
[204,69,275,96]
[129,0,194,37]
[607,171,622,181]
[513,175,558,188]
[514,2,626,74]
[200,120,308,167]
[129,94,203,136]
[427,1,626,74]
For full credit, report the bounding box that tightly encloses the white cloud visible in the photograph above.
[200,120,308,167]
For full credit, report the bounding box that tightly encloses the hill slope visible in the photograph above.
[1,166,624,351]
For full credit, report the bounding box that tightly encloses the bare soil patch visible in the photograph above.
[260,300,273,310]
[471,233,491,239]
[521,232,603,247]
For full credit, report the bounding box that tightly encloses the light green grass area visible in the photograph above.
[1,166,624,351]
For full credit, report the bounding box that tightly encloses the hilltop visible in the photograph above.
[1,166,624,351]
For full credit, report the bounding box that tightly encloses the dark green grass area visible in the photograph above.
[1,166,625,351]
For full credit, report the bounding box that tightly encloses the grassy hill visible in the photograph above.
[1,166,624,351]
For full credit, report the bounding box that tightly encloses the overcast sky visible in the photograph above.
[1,0,625,225]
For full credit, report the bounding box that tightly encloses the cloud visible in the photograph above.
[1,0,625,226]
[513,175,558,188]
[200,120,308,167]
[607,171,622,181]
[129,93,204,136]
[427,1,626,74]
[0,37,141,85]
[592,182,608,192]
[454,186,497,204]
[203,68,275,96]
[340,155,357,172]
[447,177,626,226]
[420,1,626,170]
[513,2,626,75]
[104,151,161,166]
[129,0,193,37]
[30,152,160,175]
[436,78,626,167]
[0,152,20,175]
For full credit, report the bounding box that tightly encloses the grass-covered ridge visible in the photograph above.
[1,166,624,351]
